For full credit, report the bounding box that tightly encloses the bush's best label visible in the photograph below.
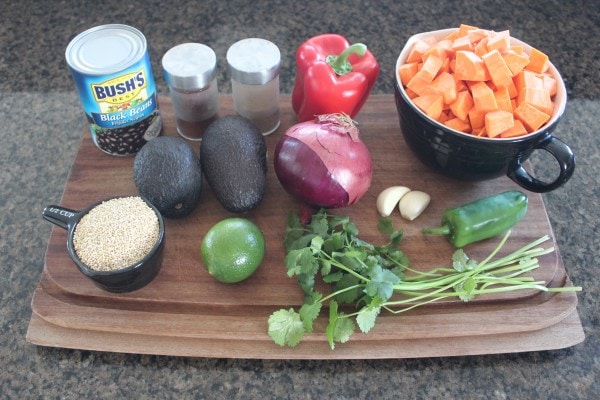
[87,69,156,128]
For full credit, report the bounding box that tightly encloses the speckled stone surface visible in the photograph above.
[1,1,598,398]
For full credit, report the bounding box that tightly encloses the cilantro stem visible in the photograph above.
[320,283,363,303]
[320,251,371,283]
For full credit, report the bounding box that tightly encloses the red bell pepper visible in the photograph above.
[292,34,380,122]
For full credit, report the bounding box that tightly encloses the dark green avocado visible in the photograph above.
[200,115,267,213]
[133,136,202,219]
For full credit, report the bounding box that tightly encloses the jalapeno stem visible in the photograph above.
[422,225,451,236]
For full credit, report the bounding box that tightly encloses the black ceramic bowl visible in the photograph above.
[394,28,575,192]
[42,196,165,293]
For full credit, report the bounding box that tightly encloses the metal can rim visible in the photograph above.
[65,24,147,76]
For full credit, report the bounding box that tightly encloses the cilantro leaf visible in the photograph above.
[309,212,330,237]
[285,248,318,277]
[452,249,477,272]
[268,308,306,347]
[333,274,362,304]
[377,216,403,248]
[455,277,477,302]
[310,235,324,255]
[299,301,322,333]
[322,270,343,283]
[377,216,395,235]
[364,265,401,301]
[356,304,381,333]
[325,301,355,350]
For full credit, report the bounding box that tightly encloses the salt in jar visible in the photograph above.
[226,38,281,135]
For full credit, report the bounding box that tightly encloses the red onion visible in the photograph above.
[274,113,372,208]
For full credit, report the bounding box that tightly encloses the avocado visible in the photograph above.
[200,115,267,213]
[133,136,202,218]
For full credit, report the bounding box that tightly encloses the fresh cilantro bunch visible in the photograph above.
[267,209,581,350]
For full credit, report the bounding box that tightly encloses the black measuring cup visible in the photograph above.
[42,196,165,293]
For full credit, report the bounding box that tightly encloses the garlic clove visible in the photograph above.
[376,186,411,217]
[399,190,431,221]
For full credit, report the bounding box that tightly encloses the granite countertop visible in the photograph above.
[1,0,598,398]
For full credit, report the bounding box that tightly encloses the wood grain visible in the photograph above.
[27,95,583,359]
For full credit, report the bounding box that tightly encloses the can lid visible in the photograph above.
[162,43,217,90]
[65,24,147,75]
[226,38,281,85]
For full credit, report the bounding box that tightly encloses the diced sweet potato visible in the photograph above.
[470,81,498,112]
[444,117,471,133]
[485,110,514,137]
[527,47,550,73]
[514,102,551,132]
[400,25,557,139]
[500,119,528,138]
[454,51,491,81]
[398,62,419,86]
[412,94,444,120]
[449,90,474,121]
[482,49,514,89]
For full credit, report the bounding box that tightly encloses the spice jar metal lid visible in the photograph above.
[226,38,281,85]
[66,24,147,75]
[162,43,217,91]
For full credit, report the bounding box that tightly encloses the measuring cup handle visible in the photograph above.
[508,135,575,193]
[42,205,79,230]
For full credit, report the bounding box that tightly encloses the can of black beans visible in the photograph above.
[66,24,162,155]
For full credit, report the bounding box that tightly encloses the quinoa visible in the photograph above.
[73,196,160,271]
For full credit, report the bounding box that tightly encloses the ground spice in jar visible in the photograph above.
[162,43,220,141]
[73,196,159,271]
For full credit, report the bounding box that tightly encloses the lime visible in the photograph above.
[201,218,265,283]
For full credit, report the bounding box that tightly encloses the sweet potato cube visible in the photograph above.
[468,106,486,129]
[454,51,491,81]
[502,50,530,76]
[412,94,444,120]
[486,30,510,52]
[494,86,513,113]
[449,90,474,121]
[452,35,473,52]
[482,49,515,89]
[407,40,432,63]
[457,24,480,37]
[538,73,558,96]
[406,73,432,96]
[517,87,553,115]
[470,81,498,112]
[430,71,458,104]
[514,102,551,132]
[499,119,528,138]
[527,47,550,73]
[485,110,514,137]
[514,70,544,93]
[419,54,444,82]
[398,62,419,86]
[474,37,490,57]
[445,117,472,133]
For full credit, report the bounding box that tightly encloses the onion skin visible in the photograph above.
[274,114,372,208]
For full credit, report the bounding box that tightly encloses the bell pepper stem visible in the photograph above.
[422,225,451,236]
[326,43,367,76]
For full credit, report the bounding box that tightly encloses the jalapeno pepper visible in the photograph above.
[422,190,528,248]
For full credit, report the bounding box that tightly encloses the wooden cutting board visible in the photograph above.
[27,95,584,359]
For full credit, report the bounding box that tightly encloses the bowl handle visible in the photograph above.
[507,135,575,193]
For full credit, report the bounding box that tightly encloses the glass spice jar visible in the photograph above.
[226,38,281,135]
[162,43,219,141]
